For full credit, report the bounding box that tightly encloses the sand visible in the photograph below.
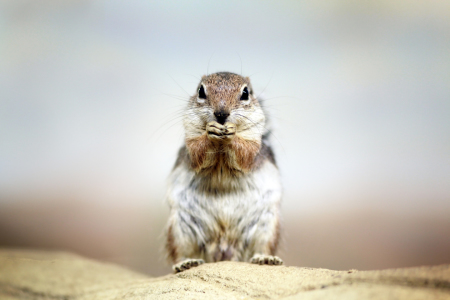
[0,249,449,299]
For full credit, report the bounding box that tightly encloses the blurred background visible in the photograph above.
[0,1,449,276]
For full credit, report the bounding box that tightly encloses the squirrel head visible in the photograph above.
[184,72,266,141]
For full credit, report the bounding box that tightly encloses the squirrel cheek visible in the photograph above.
[230,138,261,172]
[186,135,210,171]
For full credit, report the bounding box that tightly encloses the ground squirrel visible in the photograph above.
[165,72,283,272]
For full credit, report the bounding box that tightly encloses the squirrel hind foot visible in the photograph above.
[172,258,205,273]
[250,254,283,266]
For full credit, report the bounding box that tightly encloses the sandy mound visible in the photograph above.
[0,249,449,299]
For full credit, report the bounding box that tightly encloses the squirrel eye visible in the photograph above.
[198,85,206,99]
[240,87,249,101]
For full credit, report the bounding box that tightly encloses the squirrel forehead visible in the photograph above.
[201,72,249,93]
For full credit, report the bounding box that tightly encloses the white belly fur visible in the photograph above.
[166,160,282,262]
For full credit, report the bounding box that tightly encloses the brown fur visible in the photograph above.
[165,225,178,263]
[228,137,261,172]
[186,134,211,171]
[199,73,252,104]
[186,135,261,175]
[194,73,255,114]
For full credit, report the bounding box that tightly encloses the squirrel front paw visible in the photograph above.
[207,121,236,142]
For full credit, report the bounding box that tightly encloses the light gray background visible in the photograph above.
[1,1,449,275]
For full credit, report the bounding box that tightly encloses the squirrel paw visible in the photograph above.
[207,121,236,142]
[173,258,205,273]
[250,254,283,265]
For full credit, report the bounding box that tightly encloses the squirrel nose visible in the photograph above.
[214,110,230,125]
